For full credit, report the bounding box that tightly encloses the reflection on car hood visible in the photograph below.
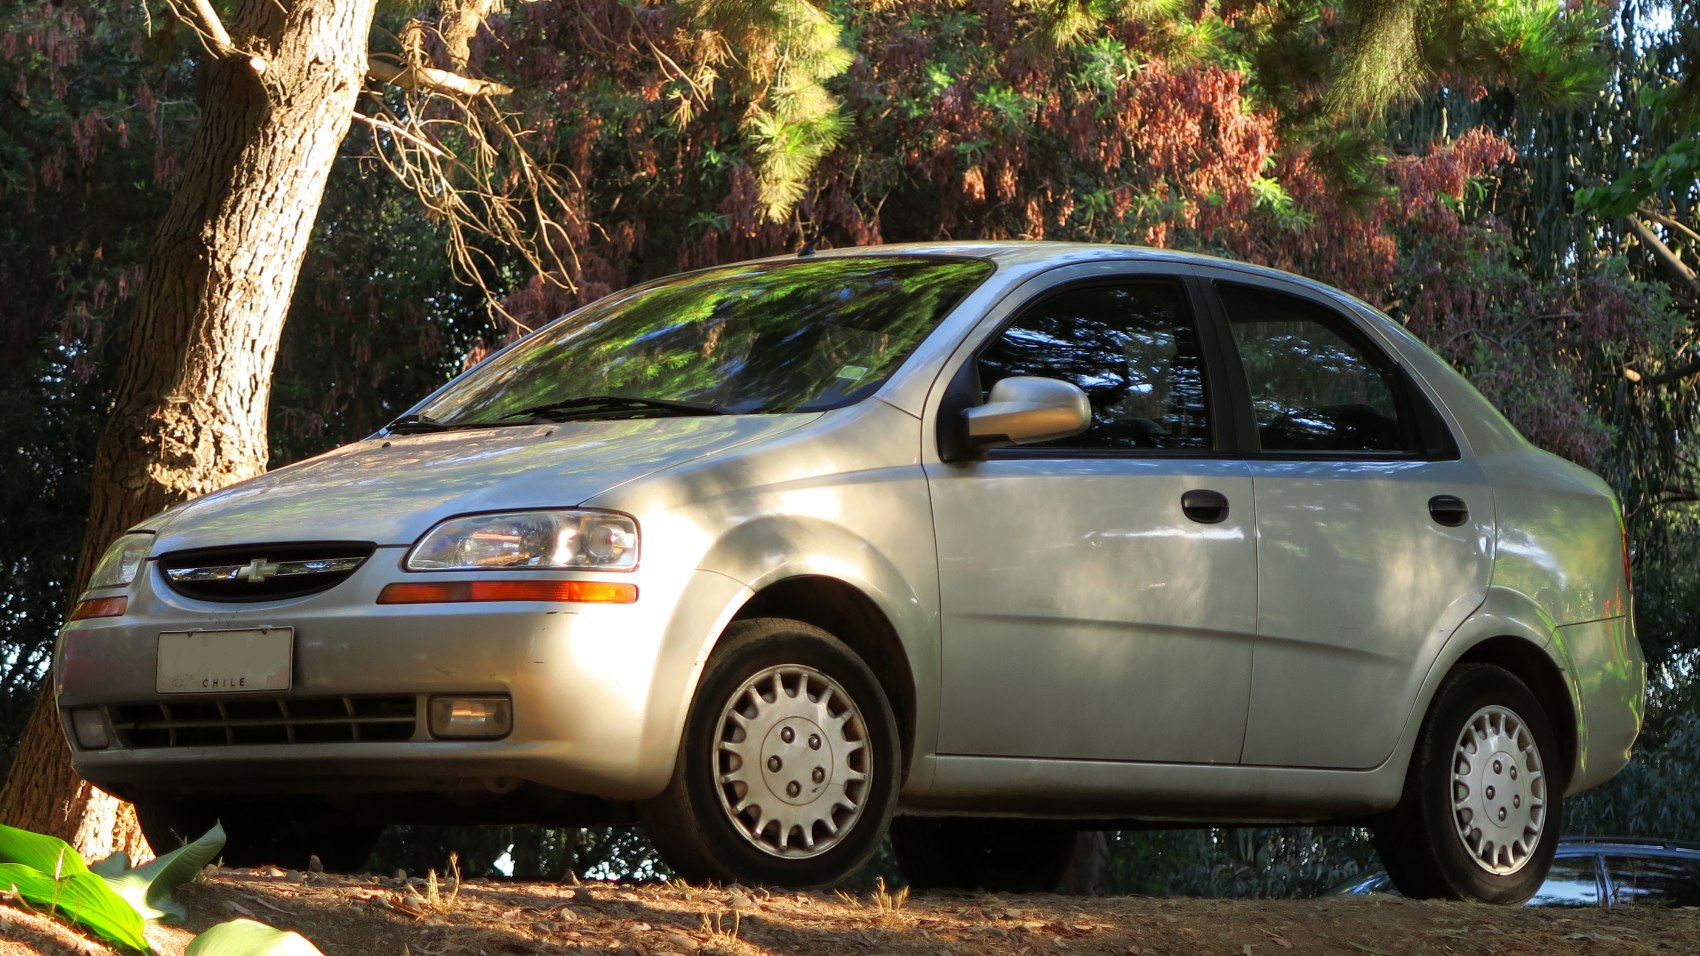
[149,415,816,552]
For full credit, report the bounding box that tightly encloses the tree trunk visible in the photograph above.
[0,0,379,860]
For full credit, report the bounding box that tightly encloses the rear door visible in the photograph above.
[925,262,1259,764]
[1199,271,1495,769]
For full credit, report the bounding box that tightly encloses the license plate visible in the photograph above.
[157,628,293,694]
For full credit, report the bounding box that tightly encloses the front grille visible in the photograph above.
[157,542,376,602]
[111,696,418,748]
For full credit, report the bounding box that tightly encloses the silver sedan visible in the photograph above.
[56,242,1644,899]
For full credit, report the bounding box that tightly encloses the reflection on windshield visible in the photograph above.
[418,256,994,425]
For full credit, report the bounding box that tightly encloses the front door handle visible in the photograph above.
[1181,489,1230,524]
[1429,494,1469,527]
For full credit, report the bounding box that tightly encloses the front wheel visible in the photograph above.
[641,618,901,887]
[1372,664,1563,903]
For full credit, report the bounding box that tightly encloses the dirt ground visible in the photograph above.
[4,867,1699,956]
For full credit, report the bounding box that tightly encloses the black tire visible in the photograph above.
[135,800,381,872]
[891,818,1077,893]
[640,618,902,888]
[1371,663,1564,903]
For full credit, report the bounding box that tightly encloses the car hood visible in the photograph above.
[148,414,816,552]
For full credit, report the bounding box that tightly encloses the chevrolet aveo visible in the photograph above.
[56,243,1644,901]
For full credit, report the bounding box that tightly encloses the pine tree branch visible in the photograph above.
[1626,215,1700,296]
[367,60,513,98]
[161,0,238,58]
[187,0,235,54]
[1633,355,1700,388]
[1641,206,1700,248]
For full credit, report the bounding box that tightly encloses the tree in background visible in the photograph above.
[0,0,196,855]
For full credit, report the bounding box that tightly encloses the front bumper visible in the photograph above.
[56,549,748,803]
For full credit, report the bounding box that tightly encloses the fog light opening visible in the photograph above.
[428,696,513,739]
[71,708,110,750]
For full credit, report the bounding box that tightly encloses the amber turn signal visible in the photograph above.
[377,580,638,605]
[68,596,128,621]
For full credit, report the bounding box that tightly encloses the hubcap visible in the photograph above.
[713,664,871,859]
[1451,704,1546,875]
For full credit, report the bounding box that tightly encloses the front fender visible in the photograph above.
[693,513,940,773]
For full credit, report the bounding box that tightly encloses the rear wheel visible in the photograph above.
[1372,664,1562,903]
[135,800,380,872]
[891,818,1077,893]
[641,618,901,888]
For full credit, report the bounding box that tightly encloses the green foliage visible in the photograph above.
[1577,106,1700,220]
[0,861,151,952]
[1326,0,1610,121]
[686,0,856,221]
[89,823,228,923]
[0,823,151,951]
[0,822,330,954]
[1014,0,1187,48]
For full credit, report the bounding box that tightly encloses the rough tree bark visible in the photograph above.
[0,0,380,859]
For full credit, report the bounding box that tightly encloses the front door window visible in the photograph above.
[977,282,1211,450]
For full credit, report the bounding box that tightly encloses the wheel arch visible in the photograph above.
[730,575,919,783]
[1450,635,1577,791]
[1409,585,1581,793]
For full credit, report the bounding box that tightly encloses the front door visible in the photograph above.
[927,268,1259,764]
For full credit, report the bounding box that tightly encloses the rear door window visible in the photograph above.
[1215,283,1418,455]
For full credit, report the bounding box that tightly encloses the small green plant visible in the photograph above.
[0,822,323,955]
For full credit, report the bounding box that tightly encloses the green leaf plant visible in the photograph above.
[0,822,323,955]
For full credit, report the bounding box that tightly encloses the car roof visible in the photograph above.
[800,239,1323,285]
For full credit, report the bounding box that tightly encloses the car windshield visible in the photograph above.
[412,255,995,426]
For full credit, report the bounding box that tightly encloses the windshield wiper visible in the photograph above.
[498,395,728,422]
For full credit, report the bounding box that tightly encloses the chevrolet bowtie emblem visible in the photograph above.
[236,559,281,583]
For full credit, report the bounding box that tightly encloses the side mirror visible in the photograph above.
[963,376,1092,448]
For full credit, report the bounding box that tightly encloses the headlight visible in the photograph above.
[407,511,639,571]
[87,532,154,590]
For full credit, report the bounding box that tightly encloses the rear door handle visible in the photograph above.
[1428,495,1469,527]
[1181,489,1230,524]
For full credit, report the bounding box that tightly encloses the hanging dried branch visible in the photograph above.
[363,45,588,334]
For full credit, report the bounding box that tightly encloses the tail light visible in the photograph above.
[1619,513,1633,602]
